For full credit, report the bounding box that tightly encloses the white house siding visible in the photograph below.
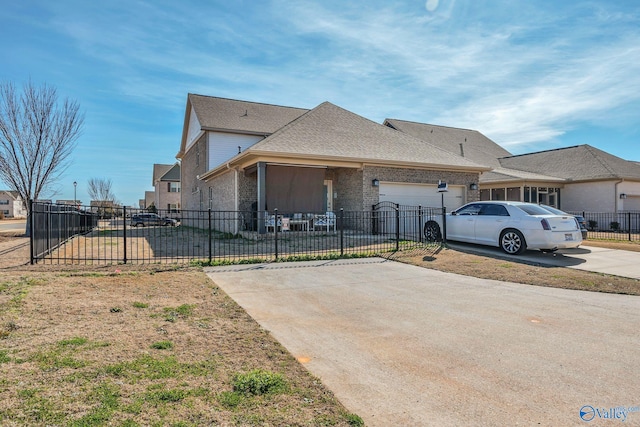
[618,181,640,211]
[207,131,263,170]
[562,181,618,212]
[185,106,202,151]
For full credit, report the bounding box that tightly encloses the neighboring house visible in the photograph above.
[141,191,155,210]
[152,163,181,213]
[0,191,27,218]
[498,145,640,212]
[176,94,488,233]
[90,200,118,217]
[385,119,640,212]
[56,199,82,207]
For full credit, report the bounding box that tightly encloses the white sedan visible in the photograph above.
[423,201,583,255]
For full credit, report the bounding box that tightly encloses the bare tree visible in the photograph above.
[0,80,84,226]
[87,177,118,218]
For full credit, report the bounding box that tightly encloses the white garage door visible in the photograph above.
[379,182,466,211]
[377,182,466,239]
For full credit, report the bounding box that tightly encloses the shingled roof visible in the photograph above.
[244,102,488,171]
[384,118,512,168]
[152,164,173,185]
[188,94,308,135]
[499,145,640,181]
[480,167,565,184]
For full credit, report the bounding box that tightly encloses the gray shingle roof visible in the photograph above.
[384,118,512,168]
[499,145,640,181]
[152,164,173,185]
[480,167,565,184]
[246,102,488,170]
[188,94,309,135]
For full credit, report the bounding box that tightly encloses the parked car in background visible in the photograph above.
[538,205,588,240]
[423,201,583,255]
[130,213,178,227]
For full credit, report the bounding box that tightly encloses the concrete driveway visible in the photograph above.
[447,242,640,279]
[206,259,640,426]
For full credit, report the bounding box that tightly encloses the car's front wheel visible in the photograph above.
[423,221,442,242]
[500,229,526,255]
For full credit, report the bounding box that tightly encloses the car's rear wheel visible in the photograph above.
[500,229,526,255]
[423,221,442,242]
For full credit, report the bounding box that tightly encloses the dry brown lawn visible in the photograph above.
[0,265,363,426]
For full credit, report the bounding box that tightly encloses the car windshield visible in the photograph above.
[515,204,557,216]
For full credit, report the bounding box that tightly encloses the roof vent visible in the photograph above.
[241,109,248,117]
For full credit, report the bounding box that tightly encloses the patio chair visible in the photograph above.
[313,211,336,231]
[265,213,282,232]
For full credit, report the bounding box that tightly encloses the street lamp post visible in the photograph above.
[73,181,77,207]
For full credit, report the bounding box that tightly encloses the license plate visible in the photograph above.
[565,233,574,241]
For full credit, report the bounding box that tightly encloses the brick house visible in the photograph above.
[176,94,488,233]
[152,163,181,213]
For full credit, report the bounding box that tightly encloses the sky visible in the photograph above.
[1,0,639,206]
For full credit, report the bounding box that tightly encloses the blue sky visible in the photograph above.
[1,0,639,206]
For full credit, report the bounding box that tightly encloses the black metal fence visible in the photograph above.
[30,201,98,263]
[30,202,444,265]
[569,210,640,241]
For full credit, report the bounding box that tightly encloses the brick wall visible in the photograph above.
[180,133,207,212]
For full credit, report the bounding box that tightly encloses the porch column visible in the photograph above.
[257,162,266,234]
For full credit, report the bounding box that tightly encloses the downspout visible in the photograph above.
[614,180,623,212]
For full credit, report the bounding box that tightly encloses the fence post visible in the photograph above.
[123,206,127,264]
[395,203,400,251]
[628,211,632,241]
[371,204,377,235]
[340,208,344,256]
[442,206,447,245]
[29,200,35,265]
[274,209,279,260]
[418,205,423,243]
[208,209,212,264]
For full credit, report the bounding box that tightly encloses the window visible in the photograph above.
[1,210,9,215]
[455,203,482,215]
[0,200,9,205]
[480,204,509,216]
[491,188,505,200]
[208,187,214,209]
[168,182,181,193]
[196,144,200,167]
[167,203,180,213]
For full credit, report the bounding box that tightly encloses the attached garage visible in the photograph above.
[379,182,466,211]
[376,182,467,239]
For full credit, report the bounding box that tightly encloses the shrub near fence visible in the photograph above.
[30,203,443,265]
[569,211,640,241]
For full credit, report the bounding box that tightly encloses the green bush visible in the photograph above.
[232,369,286,396]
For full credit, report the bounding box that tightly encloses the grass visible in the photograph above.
[0,268,359,425]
